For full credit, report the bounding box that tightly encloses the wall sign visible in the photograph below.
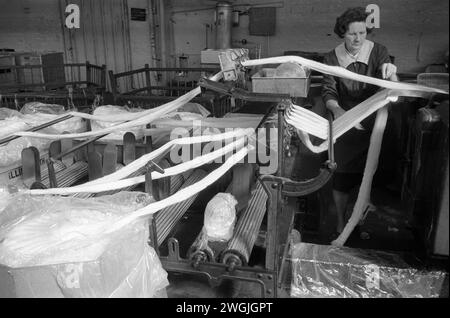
[131,8,147,21]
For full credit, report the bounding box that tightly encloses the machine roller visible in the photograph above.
[221,182,267,270]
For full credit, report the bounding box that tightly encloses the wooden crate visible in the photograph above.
[0,55,16,87]
[13,52,65,90]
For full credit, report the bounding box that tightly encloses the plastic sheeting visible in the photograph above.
[91,105,146,141]
[0,104,86,168]
[203,193,238,242]
[291,243,448,298]
[20,102,66,115]
[0,191,169,298]
[0,126,57,168]
[0,191,151,267]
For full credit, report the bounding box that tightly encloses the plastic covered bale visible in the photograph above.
[0,104,86,168]
[0,108,22,120]
[291,243,448,298]
[0,125,58,168]
[20,102,66,115]
[20,102,86,134]
[176,102,211,117]
[0,191,169,298]
[91,105,146,141]
[0,186,23,214]
[203,192,238,242]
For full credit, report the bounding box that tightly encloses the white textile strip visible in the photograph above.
[81,128,254,187]
[242,55,447,247]
[242,56,448,94]
[332,108,388,246]
[151,117,262,130]
[286,89,439,153]
[105,146,251,234]
[24,137,247,195]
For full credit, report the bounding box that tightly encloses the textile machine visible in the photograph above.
[148,49,337,298]
[2,48,445,298]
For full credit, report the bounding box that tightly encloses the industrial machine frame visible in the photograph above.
[148,80,336,298]
[1,60,337,297]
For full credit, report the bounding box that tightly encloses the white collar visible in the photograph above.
[335,40,374,69]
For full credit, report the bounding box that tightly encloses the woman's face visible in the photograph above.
[344,21,367,53]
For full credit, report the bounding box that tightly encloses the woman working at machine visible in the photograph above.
[322,7,398,236]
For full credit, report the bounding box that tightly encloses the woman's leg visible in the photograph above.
[333,189,349,233]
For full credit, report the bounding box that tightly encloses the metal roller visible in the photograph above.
[187,230,216,266]
[155,169,207,246]
[220,183,267,270]
[41,161,88,188]
[40,160,66,180]
[170,173,184,195]
[188,230,230,268]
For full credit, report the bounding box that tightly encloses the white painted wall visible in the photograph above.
[0,0,447,74]
[128,0,156,69]
[0,0,158,75]
[0,0,64,53]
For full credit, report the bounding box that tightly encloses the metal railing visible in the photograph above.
[0,62,106,109]
[108,65,242,117]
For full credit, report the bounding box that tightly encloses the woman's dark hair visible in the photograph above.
[334,7,372,38]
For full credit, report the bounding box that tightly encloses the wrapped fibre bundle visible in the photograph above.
[0,191,169,298]
[0,104,85,167]
[91,105,146,141]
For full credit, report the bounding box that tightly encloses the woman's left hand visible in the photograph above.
[381,63,397,80]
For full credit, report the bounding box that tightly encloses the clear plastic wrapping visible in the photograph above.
[0,126,58,168]
[176,102,211,117]
[203,193,237,241]
[0,108,22,120]
[291,243,448,298]
[0,191,169,297]
[0,104,86,168]
[91,105,146,141]
[20,102,66,115]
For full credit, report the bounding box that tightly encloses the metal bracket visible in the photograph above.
[259,108,337,197]
[123,132,136,165]
[218,48,249,81]
[21,147,41,188]
[162,238,278,298]
[102,143,118,176]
